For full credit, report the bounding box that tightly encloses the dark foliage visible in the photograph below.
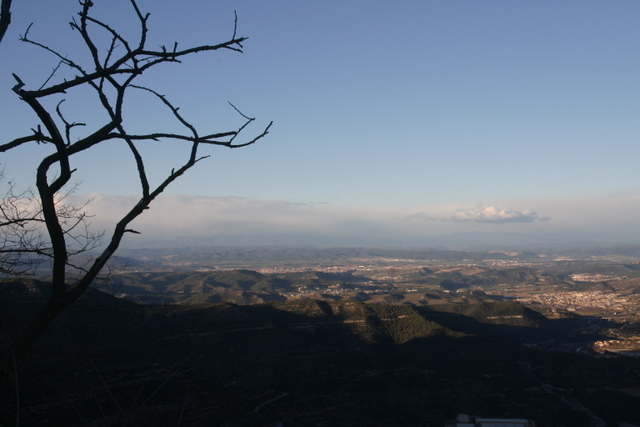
[2,282,639,426]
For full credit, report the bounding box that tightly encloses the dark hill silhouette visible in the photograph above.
[1,279,638,426]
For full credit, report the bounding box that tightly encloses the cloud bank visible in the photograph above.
[440,206,548,224]
[60,193,640,248]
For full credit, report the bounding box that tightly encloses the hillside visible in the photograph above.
[90,267,558,305]
[108,246,549,272]
[2,280,640,426]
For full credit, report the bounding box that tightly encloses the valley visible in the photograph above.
[3,246,640,426]
[103,246,640,322]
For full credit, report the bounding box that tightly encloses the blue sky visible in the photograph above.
[1,1,639,247]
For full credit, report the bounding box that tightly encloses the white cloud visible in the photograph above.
[440,206,545,224]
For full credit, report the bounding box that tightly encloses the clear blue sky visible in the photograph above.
[1,1,639,247]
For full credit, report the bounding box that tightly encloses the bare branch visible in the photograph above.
[130,86,272,148]
[0,173,47,276]
[121,131,150,198]
[232,10,239,41]
[75,1,102,70]
[1,0,272,367]
[56,100,86,145]
[0,130,53,152]
[228,120,273,148]
[20,25,89,79]
[39,60,65,91]
[15,36,247,99]
[131,85,200,139]
[0,0,13,44]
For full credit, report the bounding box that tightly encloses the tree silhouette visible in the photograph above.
[0,171,100,277]
[0,0,11,44]
[0,0,271,367]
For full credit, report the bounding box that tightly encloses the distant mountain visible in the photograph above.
[121,231,636,252]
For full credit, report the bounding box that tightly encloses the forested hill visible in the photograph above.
[3,280,638,426]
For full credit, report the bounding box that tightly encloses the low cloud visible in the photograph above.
[68,194,405,246]
[58,193,640,247]
[440,206,546,224]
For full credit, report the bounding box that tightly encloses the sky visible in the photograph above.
[1,1,639,248]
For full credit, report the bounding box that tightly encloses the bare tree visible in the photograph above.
[0,169,103,278]
[0,0,271,366]
[0,175,47,277]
